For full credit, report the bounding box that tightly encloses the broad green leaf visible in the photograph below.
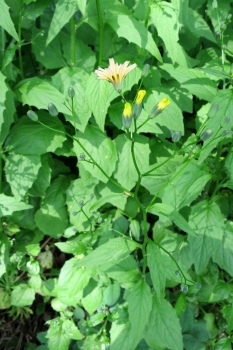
[127,279,153,348]
[161,159,211,210]
[2,43,17,70]
[24,0,52,20]
[212,223,233,277]
[160,64,217,102]
[73,125,118,183]
[114,134,150,191]
[82,284,102,314]
[150,2,179,63]
[198,89,233,164]
[55,238,86,255]
[29,154,51,197]
[67,174,99,232]
[32,29,65,69]
[8,112,66,155]
[51,66,91,132]
[46,0,78,45]
[0,233,10,278]
[103,281,121,306]
[75,237,139,269]
[76,0,87,14]
[147,239,166,301]
[215,338,232,350]
[93,181,127,211]
[186,8,216,43]
[11,284,35,307]
[222,304,233,333]
[148,203,197,236]
[207,0,230,32]
[35,176,70,238]
[15,77,71,116]
[0,74,15,144]
[110,321,135,350]
[145,296,183,350]
[5,154,41,201]
[57,259,90,305]
[47,318,82,350]
[106,14,162,62]
[0,288,11,309]
[105,256,141,289]
[0,0,19,41]
[188,200,225,274]
[0,194,32,217]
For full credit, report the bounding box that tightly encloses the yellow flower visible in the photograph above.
[94,58,137,92]
[135,90,146,105]
[150,98,171,119]
[122,102,133,129]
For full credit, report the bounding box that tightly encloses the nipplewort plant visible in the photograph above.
[1,0,233,349]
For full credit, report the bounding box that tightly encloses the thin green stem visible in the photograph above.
[70,16,76,66]
[137,117,150,131]
[71,98,76,131]
[139,0,151,58]
[142,209,148,276]
[18,0,24,79]
[96,0,103,66]
[0,144,2,233]
[81,207,93,231]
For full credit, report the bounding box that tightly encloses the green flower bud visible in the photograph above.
[27,110,38,121]
[80,153,86,160]
[78,200,84,207]
[200,129,213,141]
[221,23,226,31]
[215,31,221,41]
[141,63,150,77]
[180,284,188,294]
[170,130,182,142]
[68,87,75,99]
[122,102,133,129]
[48,103,58,117]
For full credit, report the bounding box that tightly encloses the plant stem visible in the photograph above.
[18,0,24,79]
[0,144,2,233]
[96,0,103,66]
[138,0,151,57]
[70,16,76,66]
[142,209,148,276]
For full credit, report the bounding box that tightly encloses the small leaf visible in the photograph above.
[0,1,19,41]
[11,284,35,307]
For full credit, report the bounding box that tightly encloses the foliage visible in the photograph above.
[1,0,233,349]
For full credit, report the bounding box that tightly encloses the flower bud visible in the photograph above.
[215,31,221,41]
[212,0,217,9]
[207,102,219,118]
[48,103,58,117]
[200,129,213,141]
[80,153,86,160]
[73,211,78,216]
[132,90,146,119]
[27,110,38,121]
[170,130,182,142]
[221,23,226,31]
[78,200,84,207]
[180,284,188,294]
[149,98,170,118]
[141,63,150,77]
[122,102,133,129]
[68,87,75,99]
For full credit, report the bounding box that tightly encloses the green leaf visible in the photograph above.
[82,284,102,314]
[161,160,211,210]
[15,77,71,117]
[47,318,82,350]
[106,14,162,62]
[105,256,141,289]
[93,181,127,211]
[75,237,139,269]
[113,134,150,191]
[46,0,78,45]
[188,200,225,274]
[150,2,179,64]
[0,0,19,41]
[32,29,65,69]
[0,194,32,217]
[145,296,183,350]
[222,303,233,333]
[160,64,217,102]
[213,223,233,276]
[5,154,41,201]
[11,284,35,307]
[0,72,15,144]
[186,8,216,43]
[76,0,87,14]
[0,233,10,278]
[57,259,90,305]
[110,321,135,350]
[35,176,70,238]
[51,67,91,132]
[198,89,233,164]
[147,240,166,301]
[29,154,51,197]
[103,281,121,306]
[8,112,66,155]
[73,125,118,183]
[127,279,153,348]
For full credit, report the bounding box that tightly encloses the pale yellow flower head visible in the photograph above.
[136,90,146,105]
[94,58,137,92]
